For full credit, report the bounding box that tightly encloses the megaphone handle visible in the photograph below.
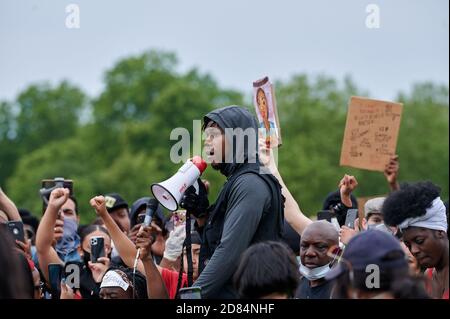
[193,180,199,195]
[40,190,49,205]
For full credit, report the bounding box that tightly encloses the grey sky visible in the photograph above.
[0,0,448,103]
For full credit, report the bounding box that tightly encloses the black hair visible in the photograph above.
[390,276,430,299]
[190,230,201,245]
[0,226,34,298]
[233,241,300,299]
[18,208,40,232]
[332,270,429,299]
[68,195,78,214]
[131,205,168,237]
[78,224,110,246]
[332,261,428,299]
[322,190,358,210]
[383,181,441,227]
[102,266,148,299]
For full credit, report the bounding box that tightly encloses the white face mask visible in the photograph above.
[299,261,332,281]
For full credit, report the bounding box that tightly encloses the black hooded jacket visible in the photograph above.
[194,105,284,298]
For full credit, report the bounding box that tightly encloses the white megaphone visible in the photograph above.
[151,156,207,211]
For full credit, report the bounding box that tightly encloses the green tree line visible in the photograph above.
[1,50,448,223]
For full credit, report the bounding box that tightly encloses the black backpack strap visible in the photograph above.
[185,213,194,286]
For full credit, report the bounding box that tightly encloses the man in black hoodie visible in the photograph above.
[186,105,284,298]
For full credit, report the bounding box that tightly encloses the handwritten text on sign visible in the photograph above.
[340,96,403,172]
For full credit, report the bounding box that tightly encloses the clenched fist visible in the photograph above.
[384,155,400,190]
[89,196,108,217]
[339,174,358,197]
[48,188,70,210]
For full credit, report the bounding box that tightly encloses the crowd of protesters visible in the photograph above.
[0,105,448,299]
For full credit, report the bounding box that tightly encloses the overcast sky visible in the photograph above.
[0,0,448,102]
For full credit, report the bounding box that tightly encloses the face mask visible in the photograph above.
[299,251,337,281]
[55,218,80,257]
[299,261,332,281]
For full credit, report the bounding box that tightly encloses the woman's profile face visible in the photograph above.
[257,89,268,120]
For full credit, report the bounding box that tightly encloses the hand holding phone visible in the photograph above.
[7,221,25,243]
[48,263,64,299]
[90,236,105,263]
[344,209,358,229]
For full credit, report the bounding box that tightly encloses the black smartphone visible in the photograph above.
[317,210,333,222]
[48,263,63,299]
[344,209,358,229]
[178,287,202,299]
[7,221,25,243]
[90,236,105,263]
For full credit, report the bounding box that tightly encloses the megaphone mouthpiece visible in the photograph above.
[192,156,207,174]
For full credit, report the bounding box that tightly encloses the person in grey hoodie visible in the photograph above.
[184,105,284,298]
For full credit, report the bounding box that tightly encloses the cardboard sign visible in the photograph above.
[253,76,282,147]
[340,96,403,172]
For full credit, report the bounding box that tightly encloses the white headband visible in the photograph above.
[398,197,448,232]
[100,270,130,291]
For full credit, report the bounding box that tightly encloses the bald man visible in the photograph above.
[295,221,339,299]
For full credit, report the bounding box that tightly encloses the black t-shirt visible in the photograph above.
[295,276,335,299]
[79,266,100,299]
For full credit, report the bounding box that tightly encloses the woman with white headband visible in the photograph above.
[99,267,147,299]
[383,181,449,299]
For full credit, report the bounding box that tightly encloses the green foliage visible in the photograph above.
[1,50,448,223]
[395,83,449,197]
[15,81,86,150]
[0,82,86,184]
[93,51,178,125]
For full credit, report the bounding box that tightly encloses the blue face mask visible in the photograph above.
[55,218,80,259]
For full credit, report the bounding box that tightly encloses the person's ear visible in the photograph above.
[361,218,368,231]
[105,241,112,254]
[435,230,446,239]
